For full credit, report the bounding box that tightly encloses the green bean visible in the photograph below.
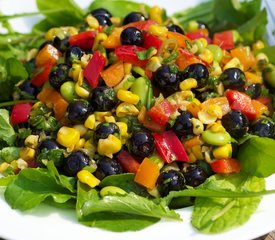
[130,77,148,109]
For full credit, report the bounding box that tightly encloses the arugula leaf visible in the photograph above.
[36,0,84,26]
[0,58,28,101]
[0,109,16,147]
[238,137,275,177]
[88,0,150,18]
[0,147,20,163]
[76,183,158,232]
[4,167,76,210]
[191,174,265,233]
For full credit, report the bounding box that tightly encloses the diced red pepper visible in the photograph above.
[213,30,235,50]
[225,90,257,120]
[115,45,148,67]
[10,102,32,125]
[83,51,106,89]
[153,130,189,163]
[31,62,53,87]
[123,20,156,31]
[210,158,241,174]
[116,149,140,174]
[143,32,163,50]
[185,29,211,43]
[69,31,96,50]
[147,100,177,126]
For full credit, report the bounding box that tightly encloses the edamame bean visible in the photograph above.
[202,130,231,146]
[60,81,78,102]
[206,44,223,63]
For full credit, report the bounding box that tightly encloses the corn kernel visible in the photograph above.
[75,138,86,149]
[84,140,96,157]
[97,134,122,158]
[179,78,198,91]
[252,40,265,51]
[69,63,82,81]
[148,24,168,37]
[213,144,232,159]
[57,126,80,149]
[24,135,39,149]
[147,56,162,72]
[191,118,204,135]
[104,116,116,123]
[223,57,243,71]
[124,63,132,75]
[20,147,35,162]
[0,162,10,173]
[188,152,197,163]
[198,109,217,124]
[77,169,100,188]
[149,6,164,24]
[116,103,139,117]
[110,16,122,26]
[117,89,140,104]
[116,122,128,137]
[191,145,204,160]
[94,111,112,122]
[73,124,88,137]
[16,158,28,170]
[92,33,108,51]
[206,104,223,119]
[207,122,225,132]
[199,48,214,64]
[85,15,99,29]
[84,114,96,130]
[192,98,201,105]
[211,61,222,76]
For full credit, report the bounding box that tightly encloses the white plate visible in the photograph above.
[0,0,275,239]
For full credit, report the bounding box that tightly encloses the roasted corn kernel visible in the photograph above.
[97,134,122,158]
[84,114,96,130]
[20,147,35,162]
[191,118,204,135]
[179,78,198,91]
[199,48,214,64]
[223,57,243,70]
[77,169,100,188]
[147,56,162,72]
[117,89,140,104]
[148,24,168,37]
[24,135,39,149]
[94,111,112,122]
[212,143,232,159]
[85,15,99,29]
[57,126,80,149]
[149,6,164,24]
[116,103,139,117]
[92,33,108,51]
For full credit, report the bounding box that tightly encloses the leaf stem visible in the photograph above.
[0,99,38,108]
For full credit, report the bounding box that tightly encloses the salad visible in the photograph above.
[1,0,275,237]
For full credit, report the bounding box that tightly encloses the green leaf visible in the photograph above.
[88,0,150,18]
[0,109,16,146]
[0,175,16,186]
[36,0,84,26]
[191,174,265,233]
[258,46,275,64]
[4,168,76,210]
[238,137,275,177]
[76,183,158,232]
[99,173,149,196]
[0,147,20,163]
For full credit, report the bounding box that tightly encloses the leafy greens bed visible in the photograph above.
[1,0,275,235]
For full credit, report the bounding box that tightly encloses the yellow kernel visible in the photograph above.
[191,118,204,135]
[147,56,162,72]
[149,6,164,24]
[213,144,232,159]
[97,134,122,158]
[20,147,36,162]
[84,114,96,130]
[179,78,198,91]
[191,145,204,160]
[85,15,99,29]
[92,33,108,51]
[104,116,116,123]
[0,162,10,173]
[116,122,128,136]
[252,40,265,51]
[69,63,82,81]
[124,63,132,75]
[116,103,139,117]
[75,138,86,149]
[24,135,39,149]
[148,24,168,37]
[188,152,197,163]
[73,124,88,137]
[77,169,100,188]
[206,104,223,119]
[57,126,80,149]
[199,48,214,64]
[223,57,243,71]
[117,89,140,104]
[207,122,225,132]
[94,111,112,122]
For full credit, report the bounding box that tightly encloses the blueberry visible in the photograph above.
[94,122,120,143]
[172,111,193,138]
[167,24,184,34]
[183,63,209,89]
[63,151,90,176]
[90,86,117,111]
[67,100,92,124]
[219,68,246,91]
[120,27,144,46]
[123,11,146,25]
[49,63,70,90]
[94,157,123,180]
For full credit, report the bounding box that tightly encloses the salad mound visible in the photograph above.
[1,0,275,234]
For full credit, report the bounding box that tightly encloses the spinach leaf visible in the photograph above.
[258,46,275,64]
[88,0,150,18]
[99,173,149,196]
[0,147,20,163]
[36,0,84,26]
[0,58,28,101]
[238,137,275,178]
[0,175,16,186]
[0,109,16,147]
[4,167,76,210]
[76,183,158,232]
[191,174,265,233]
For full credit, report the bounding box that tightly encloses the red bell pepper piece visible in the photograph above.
[225,90,257,120]
[116,149,140,174]
[115,45,148,66]
[153,130,189,163]
[213,30,235,50]
[210,158,241,174]
[123,20,156,31]
[69,31,96,50]
[10,102,32,125]
[143,32,163,50]
[185,29,211,43]
[83,51,106,89]
[147,100,177,126]
[31,62,53,87]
